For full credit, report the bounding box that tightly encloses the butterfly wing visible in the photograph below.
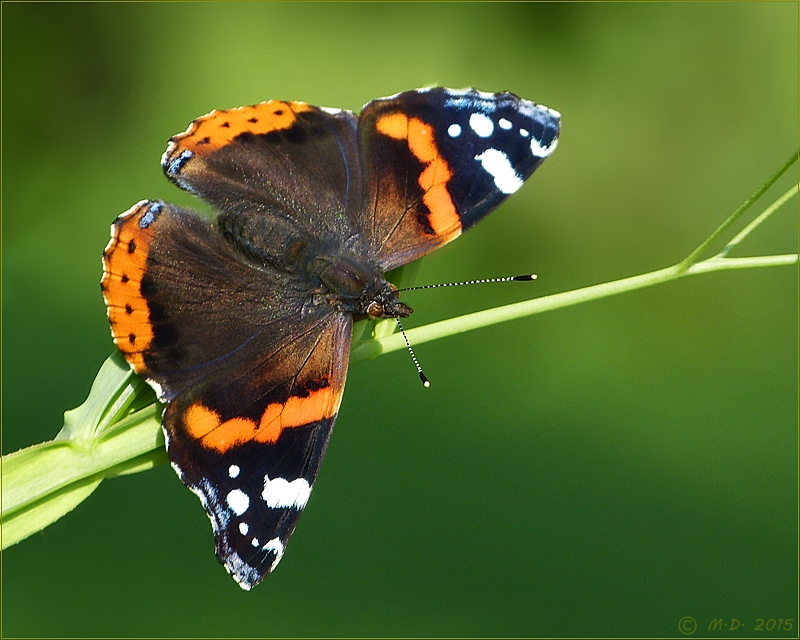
[102,200,351,589]
[161,100,365,258]
[357,88,560,270]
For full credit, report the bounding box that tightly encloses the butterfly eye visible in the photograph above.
[366,301,384,318]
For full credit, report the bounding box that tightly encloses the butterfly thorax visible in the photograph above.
[222,213,413,321]
[310,251,413,320]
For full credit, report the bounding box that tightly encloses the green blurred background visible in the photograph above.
[2,3,797,637]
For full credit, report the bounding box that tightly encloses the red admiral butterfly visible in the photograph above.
[101,88,560,589]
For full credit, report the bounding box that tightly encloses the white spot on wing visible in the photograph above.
[147,380,165,401]
[228,465,240,479]
[520,128,529,137]
[320,106,342,114]
[160,142,176,168]
[445,87,473,96]
[239,522,249,535]
[251,537,260,547]
[530,136,558,157]
[263,538,284,554]
[469,112,494,137]
[498,118,512,130]
[475,149,524,194]
[262,476,312,509]
[263,537,286,571]
[226,489,250,516]
[447,123,462,137]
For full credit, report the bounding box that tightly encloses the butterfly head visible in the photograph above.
[364,282,413,320]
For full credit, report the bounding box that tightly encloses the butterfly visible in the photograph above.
[101,87,560,589]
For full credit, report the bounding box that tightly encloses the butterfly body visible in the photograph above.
[102,88,559,589]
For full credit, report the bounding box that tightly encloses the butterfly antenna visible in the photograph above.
[395,316,430,388]
[396,273,537,292]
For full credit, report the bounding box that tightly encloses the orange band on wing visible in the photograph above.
[184,382,340,453]
[101,201,158,372]
[406,117,438,164]
[168,100,313,156]
[375,112,461,239]
[375,112,409,140]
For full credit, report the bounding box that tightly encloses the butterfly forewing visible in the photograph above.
[165,314,351,589]
[102,199,352,588]
[357,88,560,270]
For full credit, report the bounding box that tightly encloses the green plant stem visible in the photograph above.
[2,405,166,548]
[352,253,798,363]
[720,184,799,257]
[677,148,798,272]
